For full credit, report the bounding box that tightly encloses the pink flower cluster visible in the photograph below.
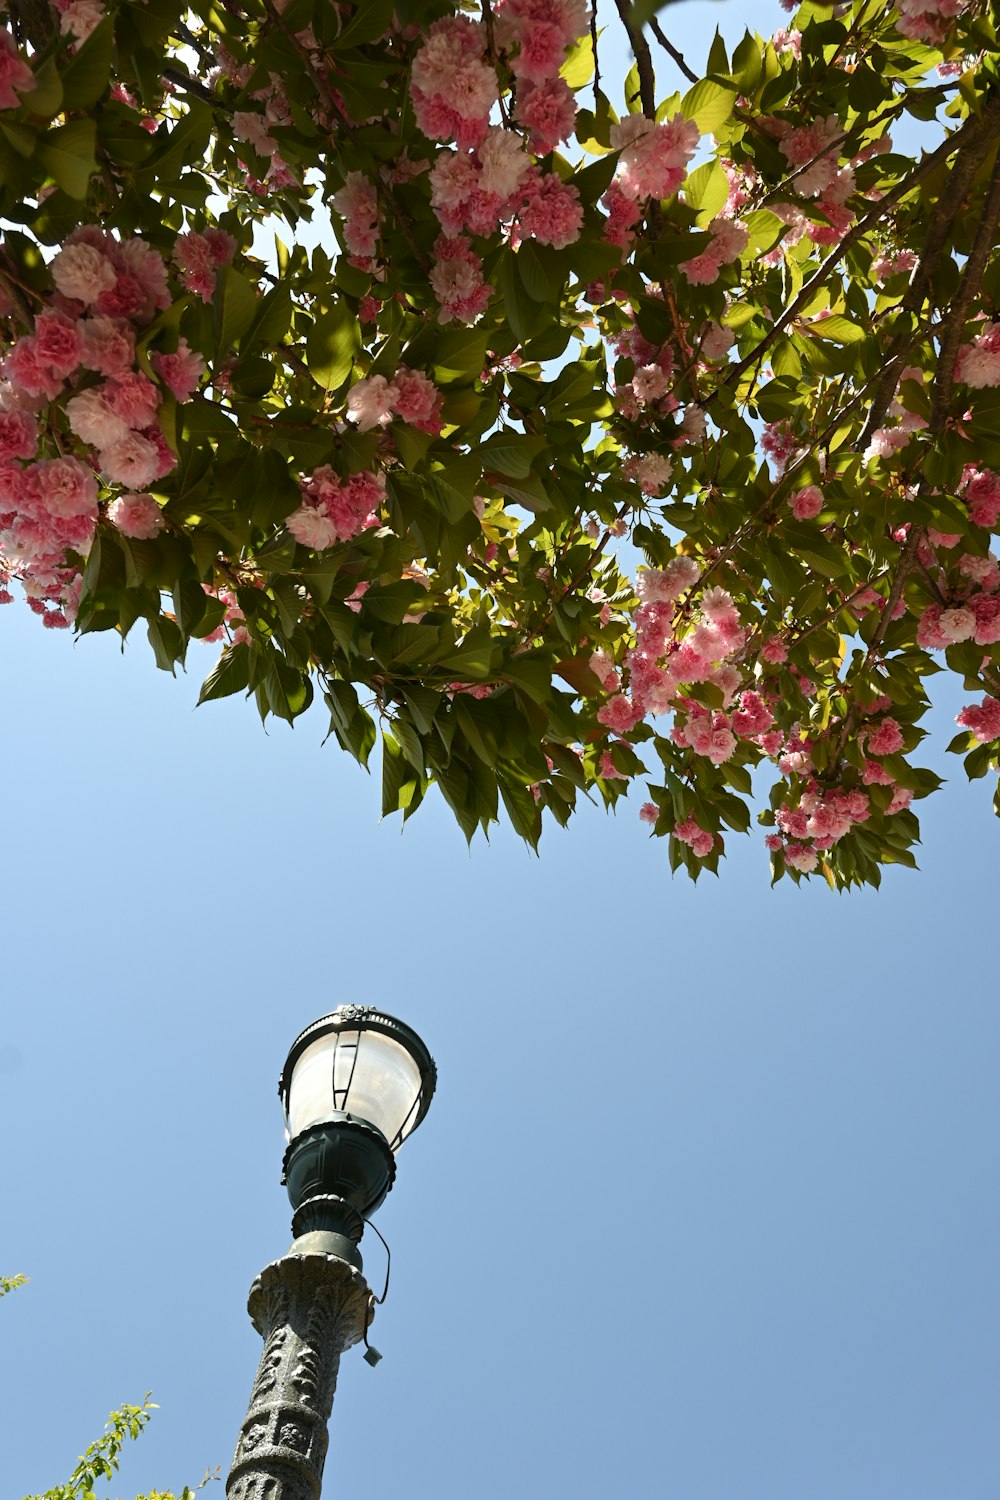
[679,217,748,286]
[0,26,33,109]
[332,173,380,258]
[918,594,1000,648]
[788,485,824,521]
[956,695,1000,743]
[778,114,842,197]
[674,816,715,857]
[346,365,443,434]
[429,131,583,248]
[896,0,970,43]
[411,15,499,149]
[955,323,1000,389]
[961,467,1000,529]
[429,236,493,324]
[286,466,386,550]
[610,114,699,202]
[173,229,237,302]
[0,228,205,616]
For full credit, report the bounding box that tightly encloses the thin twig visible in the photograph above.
[648,17,699,86]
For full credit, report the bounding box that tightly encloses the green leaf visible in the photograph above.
[59,16,115,111]
[680,77,737,134]
[198,643,251,703]
[214,266,259,356]
[683,159,729,224]
[147,615,184,674]
[19,57,64,119]
[479,432,547,479]
[307,302,361,391]
[561,30,596,89]
[35,119,97,199]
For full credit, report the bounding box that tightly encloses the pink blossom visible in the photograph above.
[972,592,1000,645]
[58,0,104,42]
[0,28,34,110]
[732,690,773,738]
[887,786,913,815]
[78,316,136,379]
[639,801,658,825]
[477,127,531,199]
[701,323,735,362]
[151,339,206,403]
[25,456,98,519]
[287,503,339,550]
[956,695,1000,743]
[780,114,841,197]
[332,172,380,257]
[393,366,442,432]
[955,322,1000,389]
[514,78,577,154]
[625,452,672,496]
[65,386,129,448]
[866,717,904,755]
[0,410,38,461]
[411,16,497,147]
[35,311,86,382]
[518,173,583,249]
[50,243,117,306]
[938,606,976,643]
[108,492,165,539]
[346,374,399,432]
[598,749,628,780]
[611,114,699,202]
[589,648,619,692]
[106,372,160,429]
[429,236,492,324]
[760,637,788,664]
[674,816,714,857]
[637,556,699,603]
[632,363,670,404]
[789,485,824,520]
[784,843,818,873]
[597,694,643,733]
[99,431,161,489]
[960,466,1000,529]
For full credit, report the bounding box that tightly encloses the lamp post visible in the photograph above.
[226,1006,436,1500]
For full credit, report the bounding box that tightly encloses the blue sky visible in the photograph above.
[3,4,1000,1498]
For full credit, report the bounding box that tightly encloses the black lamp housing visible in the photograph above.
[278,1006,437,1268]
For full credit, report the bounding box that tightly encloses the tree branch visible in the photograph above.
[613,0,656,118]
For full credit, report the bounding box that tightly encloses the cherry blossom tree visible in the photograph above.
[1,0,999,887]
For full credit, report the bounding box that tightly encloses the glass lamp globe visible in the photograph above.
[278,1006,436,1262]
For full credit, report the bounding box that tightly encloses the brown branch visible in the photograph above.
[590,4,601,110]
[613,0,656,118]
[648,17,699,86]
[162,65,232,112]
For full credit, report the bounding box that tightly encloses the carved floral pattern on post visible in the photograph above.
[226,1252,371,1500]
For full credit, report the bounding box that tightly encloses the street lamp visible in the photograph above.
[226,1006,437,1500]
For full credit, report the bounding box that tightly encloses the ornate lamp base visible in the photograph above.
[226,1251,372,1500]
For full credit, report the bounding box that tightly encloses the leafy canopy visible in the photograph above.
[2,0,1000,887]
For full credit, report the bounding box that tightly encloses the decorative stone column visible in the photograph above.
[226,1251,372,1500]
